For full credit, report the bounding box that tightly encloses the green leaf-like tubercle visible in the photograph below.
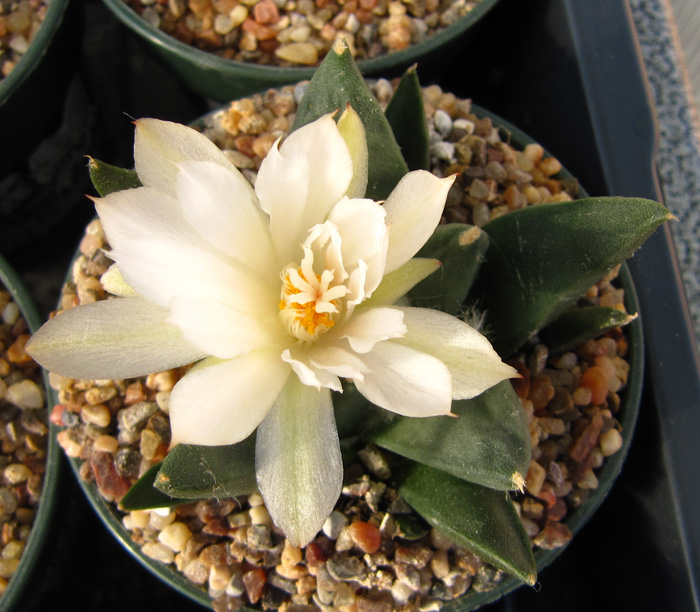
[88,157,141,196]
[121,463,192,510]
[365,381,530,492]
[475,197,672,356]
[155,435,257,500]
[409,224,488,315]
[397,462,537,585]
[292,40,408,200]
[384,66,430,171]
[539,306,637,355]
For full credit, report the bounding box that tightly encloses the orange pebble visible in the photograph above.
[7,334,33,364]
[580,366,609,405]
[348,520,381,554]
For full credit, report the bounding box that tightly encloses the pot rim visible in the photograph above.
[100,0,500,78]
[0,0,71,107]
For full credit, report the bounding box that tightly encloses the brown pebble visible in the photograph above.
[90,451,131,499]
[243,568,266,604]
[533,522,572,550]
[394,546,432,569]
[253,0,279,24]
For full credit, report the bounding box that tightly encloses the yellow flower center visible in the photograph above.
[278,247,349,343]
[279,269,338,338]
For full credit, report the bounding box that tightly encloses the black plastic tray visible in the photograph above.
[8,0,700,610]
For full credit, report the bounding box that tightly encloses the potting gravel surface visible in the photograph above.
[50,82,632,611]
[122,0,481,66]
[0,0,49,80]
[0,289,49,597]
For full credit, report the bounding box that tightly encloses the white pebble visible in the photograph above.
[322,510,348,540]
[158,522,192,552]
[430,141,455,162]
[453,118,476,135]
[289,25,312,42]
[247,492,264,507]
[155,390,171,413]
[433,109,453,137]
[600,428,623,456]
[141,542,175,564]
[391,580,414,605]
[5,380,43,409]
[214,14,235,34]
[2,303,19,325]
[578,469,599,489]
[8,35,29,55]
[149,508,176,530]
[123,510,150,530]
[1,541,24,560]
[249,504,272,526]
[141,7,160,27]
[344,13,360,33]
[230,4,249,27]
[275,42,319,65]
[4,464,32,485]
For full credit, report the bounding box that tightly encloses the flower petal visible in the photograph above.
[393,307,518,399]
[328,306,406,353]
[256,377,342,547]
[96,187,274,311]
[337,105,368,199]
[383,171,456,273]
[26,297,205,380]
[282,348,342,392]
[360,258,441,308]
[167,296,281,359]
[134,119,236,197]
[307,344,369,380]
[256,114,353,263]
[169,349,291,446]
[175,160,276,277]
[354,340,453,417]
[328,196,388,296]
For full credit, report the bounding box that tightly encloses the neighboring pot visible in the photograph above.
[0,254,62,611]
[47,93,642,610]
[0,0,78,172]
[101,0,499,102]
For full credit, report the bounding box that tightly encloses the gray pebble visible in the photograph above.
[430,141,455,162]
[326,555,366,581]
[118,401,158,432]
[322,510,348,540]
[246,524,273,549]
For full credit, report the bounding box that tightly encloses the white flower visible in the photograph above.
[28,113,516,546]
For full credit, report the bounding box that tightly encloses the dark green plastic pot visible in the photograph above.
[0,254,62,612]
[101,0,499,102]
[0,0,77,172]
[51,101,642,610]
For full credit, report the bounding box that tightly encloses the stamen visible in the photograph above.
[280,264,345,340]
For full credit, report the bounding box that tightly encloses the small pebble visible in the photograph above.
[142,542,176,564]
[322,510,348,540]
[159,522,193,552]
